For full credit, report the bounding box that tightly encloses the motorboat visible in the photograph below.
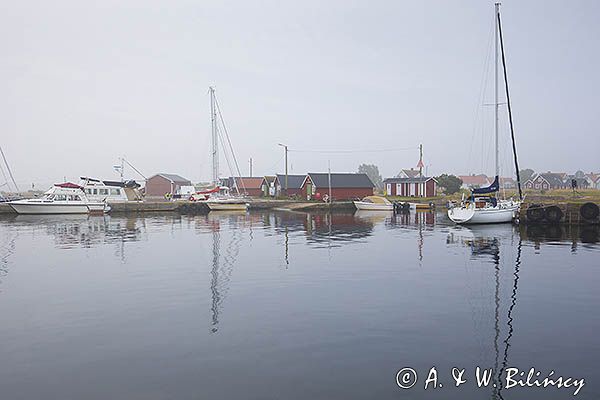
[408,202,435,211]
[8,183,109,214]
[80,177,143,202]
[353,196,393,211]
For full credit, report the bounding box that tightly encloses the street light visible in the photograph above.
[278,143,288,196]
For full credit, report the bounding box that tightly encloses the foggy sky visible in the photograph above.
[1,0,599,188]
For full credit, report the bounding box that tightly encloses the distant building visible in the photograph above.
[301,173,374,201]
[524,172,566,190]
[396,168,422,179]
[145,173,192,197]
[499,177,516,189]
[585,172,600,189]
[221,177,264,197]
[277,174,306,197]
[262,175,281,197]
[459,174,491,190]
[383,176,437,197]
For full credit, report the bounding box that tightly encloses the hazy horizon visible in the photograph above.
[2,0,599,190]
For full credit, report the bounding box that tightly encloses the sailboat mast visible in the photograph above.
[498,5,523,200]
[494,2,500,183]
[210,86,219,186]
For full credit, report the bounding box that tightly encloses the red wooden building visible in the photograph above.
[383,176,437,197]
[145,173,192,197]
[301,173,374,201]
[276,174,306,197]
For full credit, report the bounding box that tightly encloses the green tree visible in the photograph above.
[435,174,463,194]
[519,168,535,183]
[358,164,383,190]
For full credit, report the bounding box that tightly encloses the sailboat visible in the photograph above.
[448,3,524,224]
[205,87,249,211]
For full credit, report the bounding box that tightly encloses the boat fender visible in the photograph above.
[580,202,599,221]
[544,205,563,223]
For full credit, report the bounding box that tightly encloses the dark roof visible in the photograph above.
[307,173,375,188]
[276,174,306,189]
[538,173,565,187]
[153,173,191,184]
[384,176,435,183]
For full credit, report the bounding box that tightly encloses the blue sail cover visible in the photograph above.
[472,175,499,195]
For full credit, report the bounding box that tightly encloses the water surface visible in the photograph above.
[0,211,598,399]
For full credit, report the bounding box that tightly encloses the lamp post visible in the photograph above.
[278,143,288,196]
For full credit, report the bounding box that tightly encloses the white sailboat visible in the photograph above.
[205,87,249,212]
[448,3,523,225]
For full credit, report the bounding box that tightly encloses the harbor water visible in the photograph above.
[0,211,598,399]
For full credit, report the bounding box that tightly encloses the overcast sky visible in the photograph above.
[1,0,599,188]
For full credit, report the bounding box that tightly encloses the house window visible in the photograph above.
[386,183,391,195]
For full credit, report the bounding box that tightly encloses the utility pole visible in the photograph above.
[249,157,253,176]
[417,144,425,197]
[278,143,288,196]
[328,160,332,204]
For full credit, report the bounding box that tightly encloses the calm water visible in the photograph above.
[0,211,598,400]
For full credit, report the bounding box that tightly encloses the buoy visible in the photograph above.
[580,202,599,221]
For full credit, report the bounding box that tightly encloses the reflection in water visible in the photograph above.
[304,212,375,247]
[521,223,599,252]
[498,238,522,400]
[0,230,17,290]
[199,212,246,333]
[447,225,522,400]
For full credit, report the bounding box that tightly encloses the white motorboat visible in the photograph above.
[448,4,523,225]
[353,196,393,211]
[8,183,109,214]
[80,176,143,203]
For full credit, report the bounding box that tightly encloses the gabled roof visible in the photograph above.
[263,175,279,185]
[397,169,421,178]
[152,173,191,184]
[276,174,306,189]
[306,173,375,188]
[537,173,565,187]
[586,173,600,183]
[384,176,436,183]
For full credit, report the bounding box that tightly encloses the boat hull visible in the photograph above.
[9,202,90,214]
[448,205,518,224]
[206,202,249,211]
[409,202,433,210]
[353,201,393,211]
